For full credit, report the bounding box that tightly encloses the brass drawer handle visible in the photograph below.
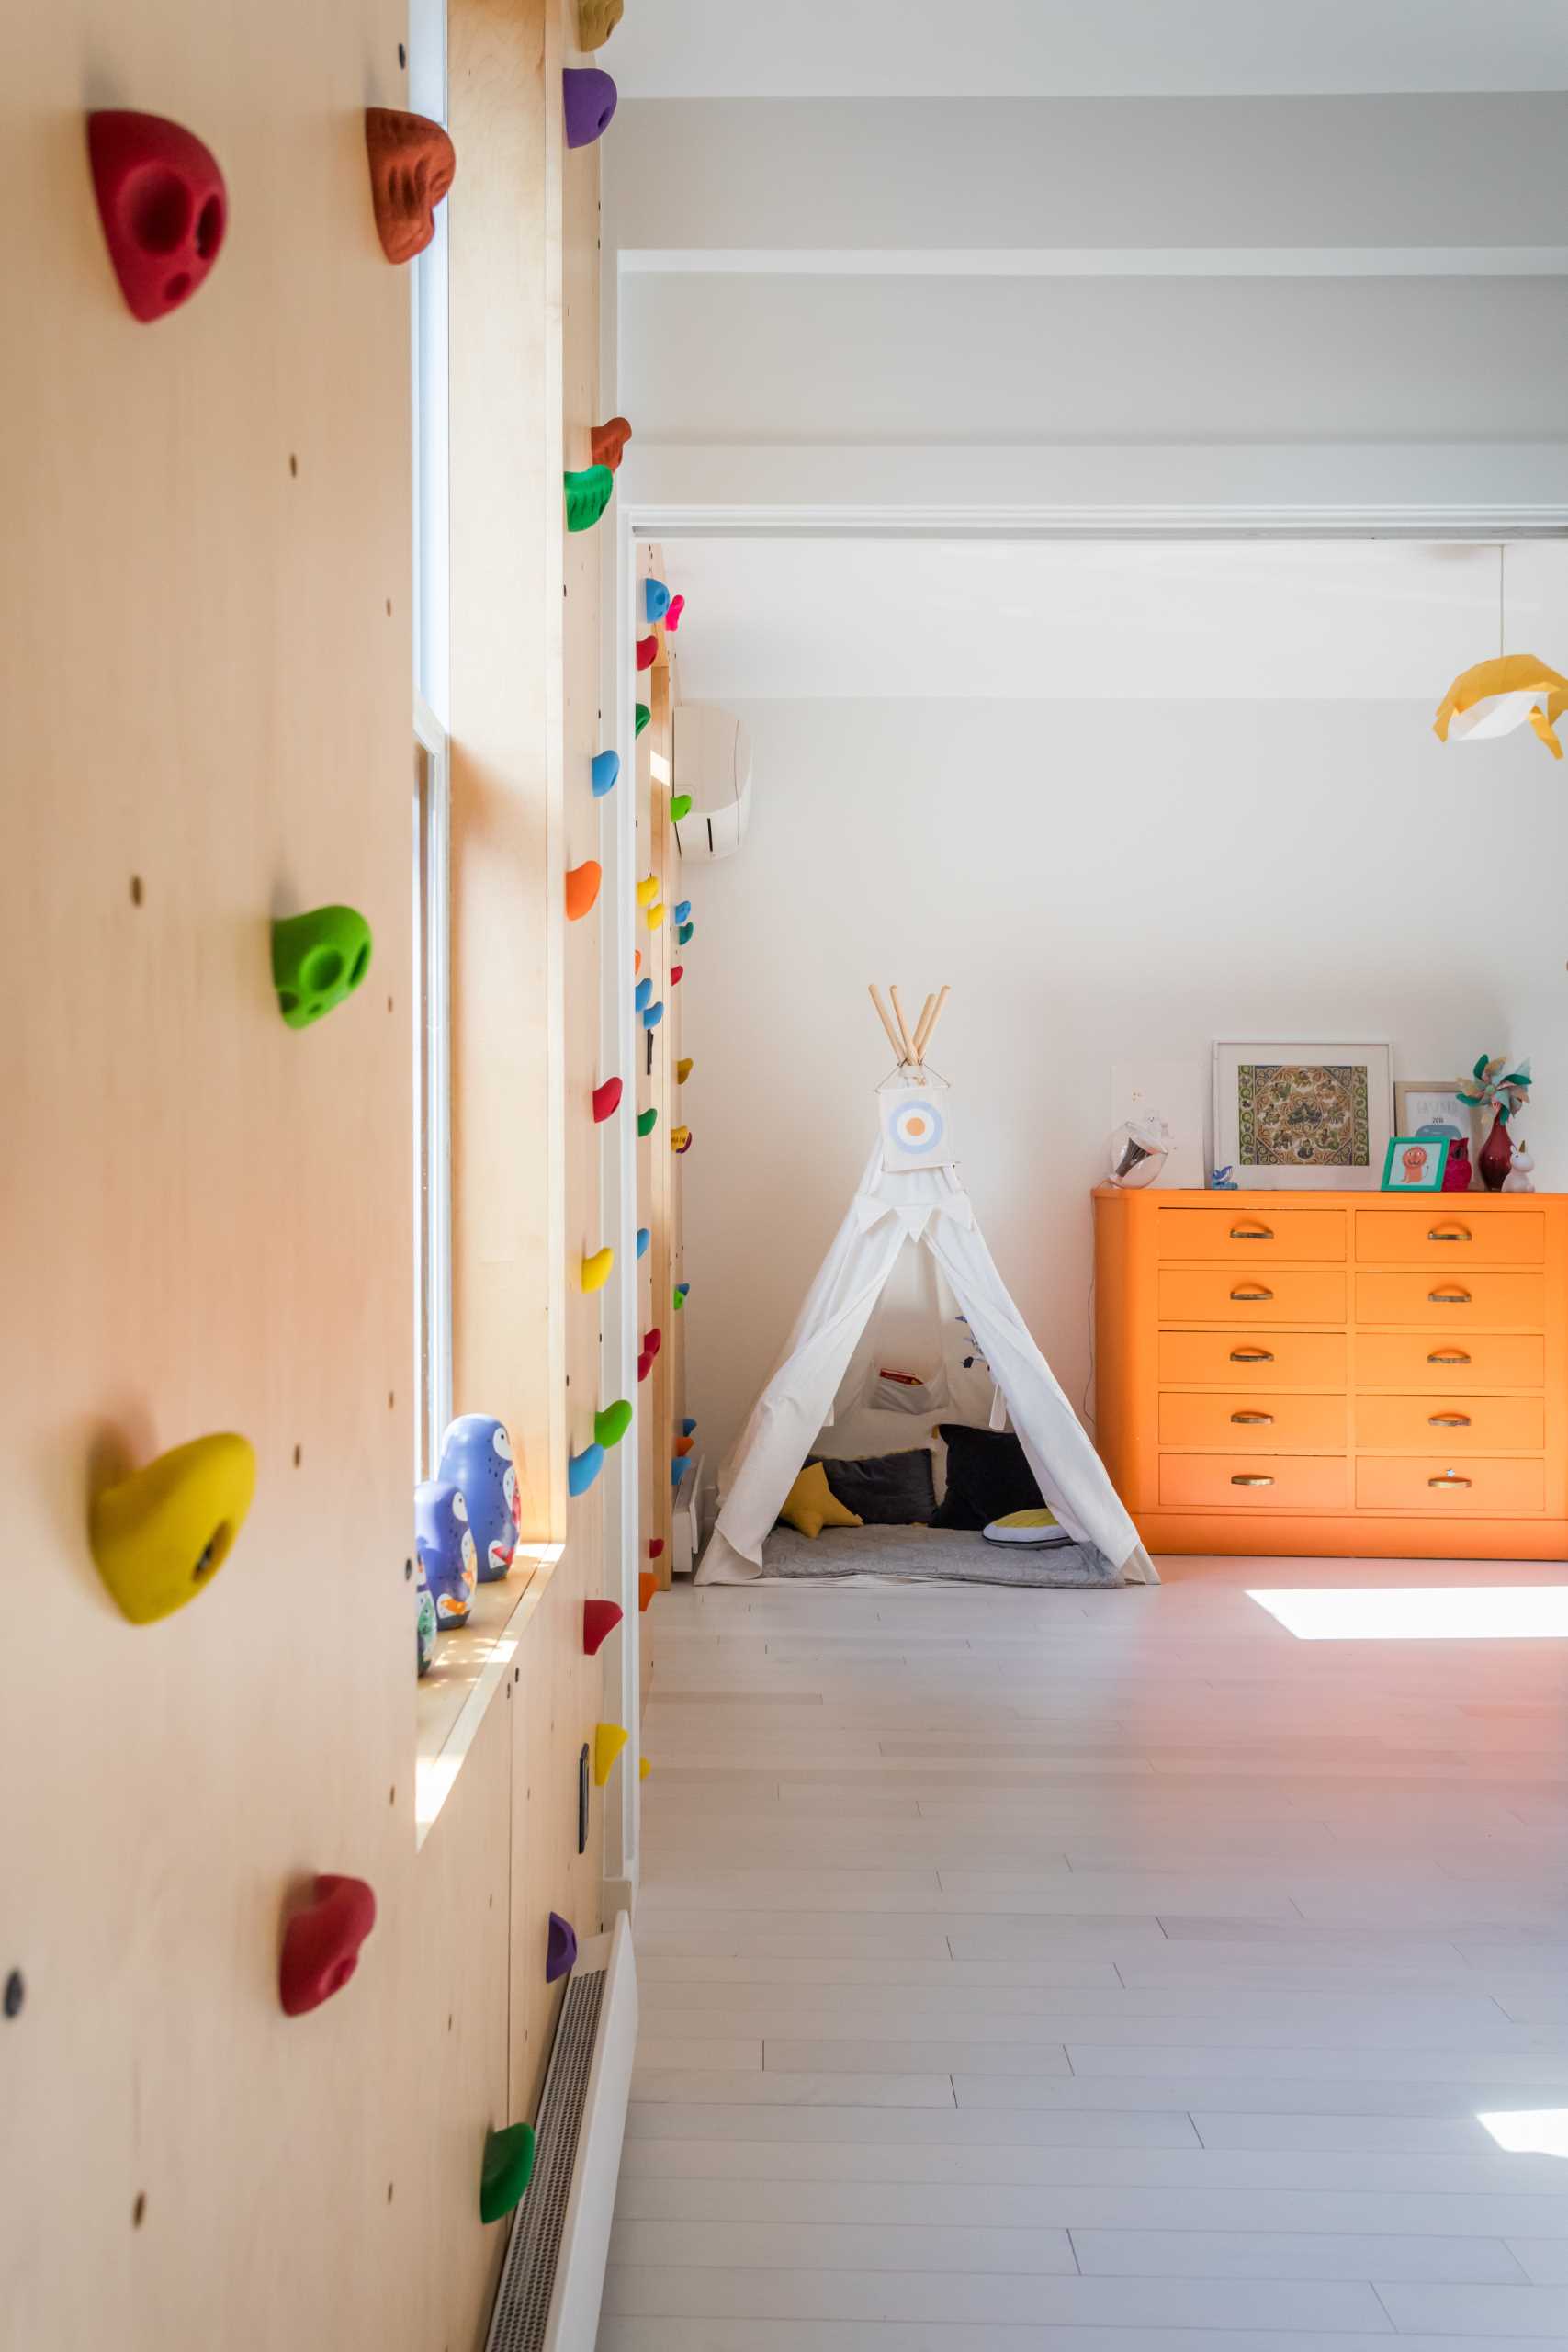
[1428,1288,1472,1305]
[1428,1473,1472,1489]
[1429,1412,1472,1427]
[1231,1410,1273,1424]
[1427,1227,1471,1243]
[1428,1348,1471,1364]
[1230,1225,1273,1240]
[1231,1474,1275,1487]
[1231,1347,1274,1363]
[1231,1285,1274,1301]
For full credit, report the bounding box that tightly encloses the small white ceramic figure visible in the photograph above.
[1504,1137,1536,1192]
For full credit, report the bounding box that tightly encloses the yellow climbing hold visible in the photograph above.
[639,1755,651,1781]
[646,901,664,929]
[635,874,659,908]
[593,1722,630,1786]
[581,1246,615,1294]
[89,1432,257,1625]
[676,1058,693,1084]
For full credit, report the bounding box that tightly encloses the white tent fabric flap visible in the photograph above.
[703,1140,1156,1586]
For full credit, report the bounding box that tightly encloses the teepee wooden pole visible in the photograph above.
[888,985,918,1065]
[912,993,936,1063]
[867,983,903,1062]
[917,984,951,1057]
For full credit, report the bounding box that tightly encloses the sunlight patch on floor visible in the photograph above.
[1247,1585,1568,1640]
[1479,2109,1568,2158]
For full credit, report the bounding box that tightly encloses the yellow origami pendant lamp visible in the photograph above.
[1433,546,1568,760]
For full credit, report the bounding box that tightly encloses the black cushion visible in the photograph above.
[930,1423,1043,1531]
[809,1448,937,1526]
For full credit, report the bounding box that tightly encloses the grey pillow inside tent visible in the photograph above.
[810,1449,937,1526]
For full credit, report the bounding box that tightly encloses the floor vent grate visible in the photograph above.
[485,1966,606,2352]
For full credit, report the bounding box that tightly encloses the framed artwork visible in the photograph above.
[1395,1081,1475,1150]
[1381,1134,1450,1192]
[1213,1041,1393,1191]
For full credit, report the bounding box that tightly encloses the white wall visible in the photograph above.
[680,696,1568,1470]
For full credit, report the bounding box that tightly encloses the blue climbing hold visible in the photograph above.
[682,1417,696,1436]
[636,1227,650,1259]
[568,1444,604,1498]
[673,900,691,923]
[642,1001,664,1030]
[635,977,651,1012]
[671,1457,684,1487]
[644,578,670,625]
[591,750,620,798]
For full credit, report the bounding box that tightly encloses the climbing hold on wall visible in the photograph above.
[415,1480,477,1624]
[635,874,660,907]
[415,1575,436,1677]
[565,859,602,921]
[673,1283,690,1307]
[665,594,684,633]
[279,1874,377,2018]
[271,906,373,1028]
[567,1442,604,1498]
[634,950,642,976]
[677,922,694,946]
[438,1417,520,1584]
[637,1108,658,1137]
[637,636,657,672]
[364,107,456,264]
[636,1351,650,1383]
[639,1755,651,1780]
[634,978,652,1013]
[563,66,618,149]
[581,1246,615,1293]
[564,465,614,533]
[590,414,632,470]
[546,1911,579,1984]
[582,1599,624,1656]
[591,748,620,797]
[592,1076,623,1124]
[636,1227,650,1257]
[480,2123,536,2224]
[593,1399,633,1449]
[593,1723,629,1786]
[676,1057,693,1084]
[635,703,650,737]
[670,965,684,986]
[643,579,671,625]
[579,0,624,47]
[644,1327,662,1359]
[638,1570,657,1611]
[673,901,692,923]
[647,902,664,929]
[682,1418,697,1437]
[675,1436,694,1459]
[87,111,228,323]
[641,1001,664,1031]
[671,1125,692,1153]
[88,1432,256,1625]
[670,1457,684,1487]
[670,794,693,823]
[649,1538,665,1559]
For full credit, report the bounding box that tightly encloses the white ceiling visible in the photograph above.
[607,1,1568,97]
[658,538,1568,704]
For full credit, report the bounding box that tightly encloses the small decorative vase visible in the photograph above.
[1440,1136,1472,1192]
[1478,1113,1513,1193]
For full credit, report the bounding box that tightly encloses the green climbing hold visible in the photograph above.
[271,905,373,1029]
[670,794,693,822]
[637,1108,658,1136]
[594,1398,633,1450]
[480,2122,536,2223]
[564,465,614,534]
[635,703,650,737]
[677,922,694,945]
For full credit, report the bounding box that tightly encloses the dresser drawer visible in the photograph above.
[1155,1206,1347,1262]
[1355,1270,1545,1331]
[1160,1392,1347,1453]
[1159,1267,1346,1325]
[1356,1331,1546,1390]
[1355,1455,1547,1514]
[1157,1329,1347,1388]
[1354,1206,1545,1269]
[1159,1454,1349,1511]
[1355,1394,1545,1453]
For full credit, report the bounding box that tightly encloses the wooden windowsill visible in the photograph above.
[414,1542,564,1847]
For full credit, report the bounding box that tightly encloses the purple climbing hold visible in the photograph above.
[546,1911,578,1984]
[563,67,617,150]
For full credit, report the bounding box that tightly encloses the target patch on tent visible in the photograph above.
[878,1079,957,1172]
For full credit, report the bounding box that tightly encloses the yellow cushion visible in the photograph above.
[779,1461,863,1541]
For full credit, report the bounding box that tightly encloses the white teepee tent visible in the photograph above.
[699,986,1158,1586]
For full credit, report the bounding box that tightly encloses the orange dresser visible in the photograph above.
[1092,1185,1568,1558]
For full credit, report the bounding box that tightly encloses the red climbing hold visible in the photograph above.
[591,416,633,471]
[644,1327,662,1359]
[637,1351,651,1383]
[583,1598,624,1655]
[364,107,456,265]
[670,964,684,985]
[279,1874,377,2017]
[592,1077,623,1123]
[87,111,228,323]
[664,594,685,633]
[636,636,657,671]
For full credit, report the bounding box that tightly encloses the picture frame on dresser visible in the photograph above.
[1394,1080,1475,1149]
[1213,1040,1393,1191]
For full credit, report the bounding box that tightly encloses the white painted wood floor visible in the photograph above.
[602,1558,1568,2350]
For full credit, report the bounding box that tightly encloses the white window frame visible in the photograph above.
[413,697,453,1480]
